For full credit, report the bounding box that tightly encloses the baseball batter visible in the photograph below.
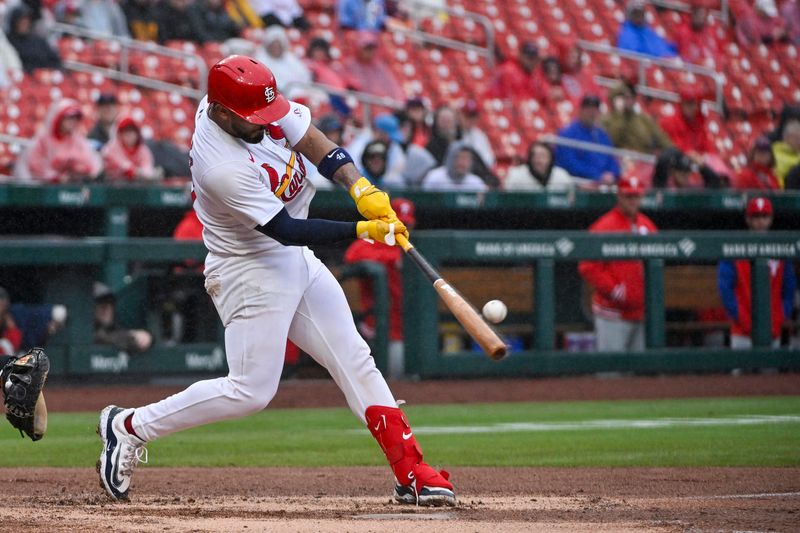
[97,55,456,507]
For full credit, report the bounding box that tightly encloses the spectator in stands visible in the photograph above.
[359,140,396,188]
[6,5,62,72]
[650,147,695,190]
[93,282,153,353]
[121,0,159,41]
[425,104,460,166]
[736,136,781,190]
[338,0,387,31]
[616,0,678,58]
[773,119,800,185]
[303,37,350,115]
[785,163,800,189]
[316,113,345,146]
[254,25,311,97]
[156,0,208,43]
[15,99,102,183]
[12,0,55,36]
[673,3,721,68]
[459,99,495,170]
[0,27,23,89]
[224,0,265,29]
[394,108,438,187]
[556,38,601,106]
[347,113,406,187]
[249,0,309,30]
[554,94,621,183]
[485,40,544,101]
[578,175,657,352]
[146,138,191,179]
[101,115,162,182]
[651,147,724,190]
[540,56,570,106]
[339,30,405,102]
[404,97,431,147]
[78,0,130,37]
[718,197,796,349]
[767,104,800,143]
[736,0,788,45]
[344,197,416,379]
[197,0,243,42]
[783,0,800,44]
[87,92,120,148]
[305,37,346,90]
[0,287,22,357]
[601,81,673,154]
[421,141,488,192]
[659,86,715,164]
[401,142,437,188]
[504,140,575,192]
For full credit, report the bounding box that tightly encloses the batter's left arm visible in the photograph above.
[294,126,400,223]
[294,125,359,189]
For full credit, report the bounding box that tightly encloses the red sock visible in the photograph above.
[365,405,422,485]
[124,413,142,440]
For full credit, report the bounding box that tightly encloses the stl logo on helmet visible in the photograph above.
[261,152,306,202]
[264,86,275,103]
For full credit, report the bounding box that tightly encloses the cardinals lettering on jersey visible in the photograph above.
[261,151,307,202]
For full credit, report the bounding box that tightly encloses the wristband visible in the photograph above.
[317,147,354,181]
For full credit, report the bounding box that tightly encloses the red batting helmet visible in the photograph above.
[207,55,290,125]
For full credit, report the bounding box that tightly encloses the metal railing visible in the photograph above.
[50,22,207,100]
[0,133,32,148]
[539,134,657,164]
[284,81,404,125]
[650,0,730,26]
[577,40,724,111]
[394,0,495,69]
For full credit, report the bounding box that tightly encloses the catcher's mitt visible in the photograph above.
[2,347,49,441]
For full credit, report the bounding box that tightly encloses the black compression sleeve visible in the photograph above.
[0,355,13,367]
[256,208,357,246]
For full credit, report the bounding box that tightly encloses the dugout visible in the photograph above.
[0,184,798,380]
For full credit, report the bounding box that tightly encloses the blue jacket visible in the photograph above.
[555,121,621,180]
[617,21,677,58]
[338,0,386,31]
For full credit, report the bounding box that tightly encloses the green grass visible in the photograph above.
[2,396,799,468]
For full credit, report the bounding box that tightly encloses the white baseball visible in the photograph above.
[482,299,507,324]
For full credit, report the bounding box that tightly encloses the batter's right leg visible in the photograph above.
[288,261,455,506]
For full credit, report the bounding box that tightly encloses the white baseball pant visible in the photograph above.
[131,246,396,442]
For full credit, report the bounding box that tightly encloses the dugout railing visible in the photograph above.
[402,230,799,378]
[0,231,797,379]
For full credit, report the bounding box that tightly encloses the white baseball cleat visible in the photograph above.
[96,405,147,501]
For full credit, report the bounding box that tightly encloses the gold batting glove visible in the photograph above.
[356,219,407,246]
[349,177,397,221]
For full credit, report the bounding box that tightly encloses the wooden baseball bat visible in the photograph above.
[396,234,508,360]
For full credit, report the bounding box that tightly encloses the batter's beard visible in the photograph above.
[240,129,265,144]
[230,122,265,144]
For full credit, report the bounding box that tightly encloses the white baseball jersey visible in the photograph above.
[189,96,315,256]
[130,95,397,449]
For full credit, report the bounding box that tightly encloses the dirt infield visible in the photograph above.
[3,373,800,532]
[1,467,798,532]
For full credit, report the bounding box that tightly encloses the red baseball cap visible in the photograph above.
[618,175,646,195]
[391,198,416,226]
[746,197,773,216]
